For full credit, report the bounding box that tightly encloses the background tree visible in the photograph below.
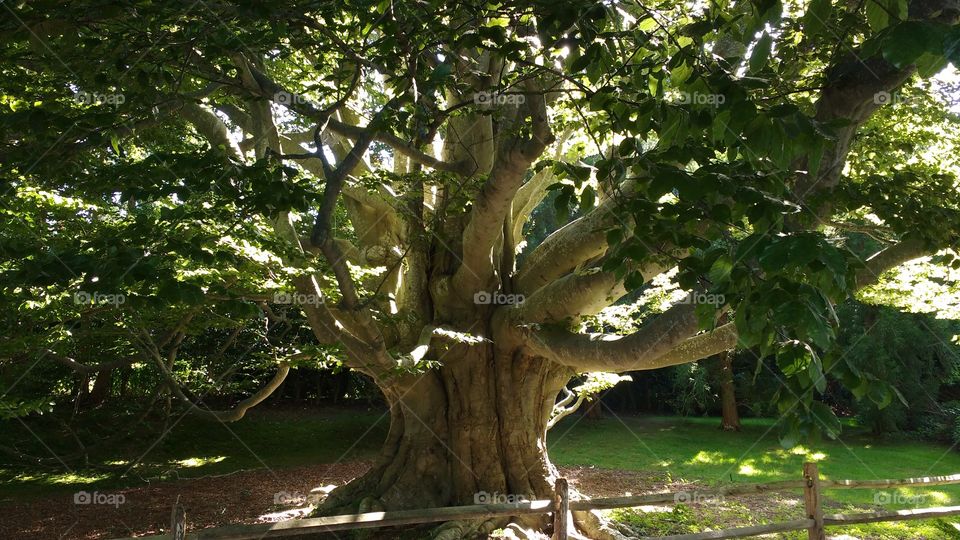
[3,0,960,537]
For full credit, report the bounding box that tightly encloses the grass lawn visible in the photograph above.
[3,409,960,538]
[549,415,960,539]
[0,406,390,498]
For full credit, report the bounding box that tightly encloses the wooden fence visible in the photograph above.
[115,463,960,540]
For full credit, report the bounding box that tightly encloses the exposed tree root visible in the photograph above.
[430,518,505,539]
[573,509,638,540]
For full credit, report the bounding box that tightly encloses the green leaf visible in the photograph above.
[606,228,623,246]
[882,22,930,68]
[803,0,831,38]
[810,401,841,438]
[671,61,693,85]
[712,110,732,143]
[580,185,596,210]
[431,62,452,81]
[869,384,893,409]
[708,255,734,284]
[749,32,773,74]
[572,42,601,73]
[915,52,949,78]
[865,0,889,31]
[778,342,813,376]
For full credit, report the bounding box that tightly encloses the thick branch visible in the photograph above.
[453,81,555,295]
[531,239,933,374]
[515,181,636,294]
[524,303,700,372]
[178,102,243,160]
[797,0,960,204]
[510,257,675,324]
[854,238,929,289]
[41,349,137,374]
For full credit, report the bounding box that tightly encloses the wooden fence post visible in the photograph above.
[803,462,825,540]
[554,478,569,540]
[170,499,186,540]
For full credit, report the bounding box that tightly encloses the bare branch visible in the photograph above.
[146,340,291,422]
[547,388,586,430]
[511,129,573,241]
[530,238,935,374]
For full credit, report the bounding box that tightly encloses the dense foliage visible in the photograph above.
[2,2,960,534]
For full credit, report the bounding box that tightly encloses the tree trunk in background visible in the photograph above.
[583,399,604,420]
[718,352,741,431]
[85,368,113,407]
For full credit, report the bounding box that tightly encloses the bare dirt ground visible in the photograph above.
[0,463,809,540]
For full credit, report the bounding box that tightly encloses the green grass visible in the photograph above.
[4,410,960,538]
[549,415,960,506]
[549,415,960,538]
[0,407,389,498]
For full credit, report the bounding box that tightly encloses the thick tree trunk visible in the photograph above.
[318,331,570,533]
[717,352,740,432]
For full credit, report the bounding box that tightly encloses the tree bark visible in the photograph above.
[317,335,570,532]
[717,352,741,432]
[85,368,113,408]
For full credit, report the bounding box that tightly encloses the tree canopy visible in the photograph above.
[2,0,960,536]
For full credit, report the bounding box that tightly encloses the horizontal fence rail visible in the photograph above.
[112,465,960,540]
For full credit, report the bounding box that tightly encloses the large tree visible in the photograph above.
[3,0,960,537]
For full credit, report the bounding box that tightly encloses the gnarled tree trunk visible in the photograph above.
[319,326,570,533]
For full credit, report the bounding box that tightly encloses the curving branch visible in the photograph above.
[150,346,291,422]
[514,181,636,294]
[529,237,935,374]
[547,387,586,430]
[509,257,677,324]
[796,0,960,207]
[178,102,243,160]
[854,238,929,289]
[452,79,556,295]
[40,349,137,374]
[524,303,700,372]
[510,129,574,242]
[231,61,470,174]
